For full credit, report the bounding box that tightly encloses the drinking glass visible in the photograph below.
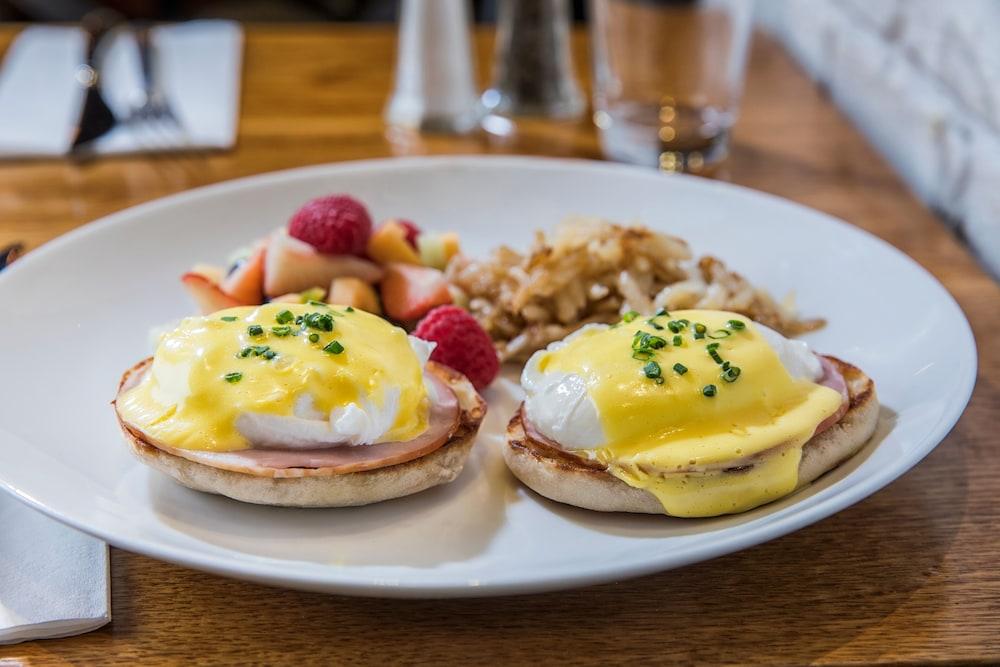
[590,0,753,172]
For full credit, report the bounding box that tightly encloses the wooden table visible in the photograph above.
[2,25,998,666]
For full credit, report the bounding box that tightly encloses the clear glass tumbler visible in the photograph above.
[590,0,753,172]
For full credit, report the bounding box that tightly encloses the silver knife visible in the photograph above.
[69,9,121,153]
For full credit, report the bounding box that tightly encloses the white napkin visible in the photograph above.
[0,20,243,158]
[0,493,110,645]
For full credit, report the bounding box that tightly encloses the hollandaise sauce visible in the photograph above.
[539,310,843,516]
[117,303,429,451]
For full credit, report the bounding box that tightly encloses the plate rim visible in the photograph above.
[0,155,978,597]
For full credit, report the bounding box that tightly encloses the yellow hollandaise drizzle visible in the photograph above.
[117,303,429,451]
[539,310,843,517]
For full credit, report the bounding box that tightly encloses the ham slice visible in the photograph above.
[119,363,462,478]
[813,354,849,436]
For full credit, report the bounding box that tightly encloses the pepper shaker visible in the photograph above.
[384,0,481,135]
[480,0,585,126]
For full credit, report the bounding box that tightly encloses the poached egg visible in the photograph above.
[117,303,435,452]
[521,310,844,516]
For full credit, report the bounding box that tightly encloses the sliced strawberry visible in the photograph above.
[181,272,245,314]
[221,242,266,304]
[189,263,226,285]
[380,263,452,321]
[264,230,383,297]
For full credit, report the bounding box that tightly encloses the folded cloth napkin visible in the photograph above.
[0,492,110,645]
[0,20,243,158]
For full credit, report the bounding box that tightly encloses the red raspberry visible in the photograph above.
[396,219,421,249]
[288,195,372,255]
[414,305,499,391]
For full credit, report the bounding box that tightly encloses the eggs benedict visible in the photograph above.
[504,309,878,517]
[114,303,485,507]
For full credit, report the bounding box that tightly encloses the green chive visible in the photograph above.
[667,321,681,333]
[693,332,705,340]
[702,384,717,397]
[275,309,294,325]
[247,324,264,337]
[709,349,724,364]
[622,310,639,323]
[647,319,664,330]
[308,300,328,308]
[677,319,690,326]
[722,361,731,370]
[708,329,732,339]
[237,347,251,358]
[308,333,320,343]
[694,323,707,334]
[224,371,242,383]
[263,349,277,360]
[673,363,688,375]
[643,361,662,380]
[655,308,669,317]
[345,306,355,312]
[324,340,344,355]
[632,350,654,361]
[672,334,683,347]
[721,367,741,382]
[271,325,292,337]
[706,342,720,351]
[302,312,334,332]
[220,316,238,322]
[728,319,746,330]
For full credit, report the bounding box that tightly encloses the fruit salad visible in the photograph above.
[180,194,499,389]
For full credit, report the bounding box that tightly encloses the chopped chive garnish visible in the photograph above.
[721,366,742,382]
[702,384,717,397]
[275,309,294,325]
[308,333,320,343]
[655,307,669,317]
[223,371,242,383]
[722,361,731,370]
[672,334,683,347]
[632,350,654,361]
[271,325,292,337]
[323,340,344,355]
[673,363,688,375]
[693,332,705,340]
[706,342,720,351]
[643,360,662,381]
[345,306,355,312]
[728,319,746,330]
[308,300,328,308]
[709,349,724,364]
[646,319,664,330]
[622,310,639,323]
[708,329,732,339]
[302,312,334,332]
[694,323,707,334]
[677,319,690,326]
[238,344,273,359]
[667,321,682,333]
[220,316,238,322]
[247,324,264,337]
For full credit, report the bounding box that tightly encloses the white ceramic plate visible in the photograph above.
[0,157,976,597]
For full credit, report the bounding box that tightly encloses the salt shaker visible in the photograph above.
[480,0,585,123]
[384,0,480,134]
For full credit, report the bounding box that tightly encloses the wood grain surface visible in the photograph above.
[1,25,998,667]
